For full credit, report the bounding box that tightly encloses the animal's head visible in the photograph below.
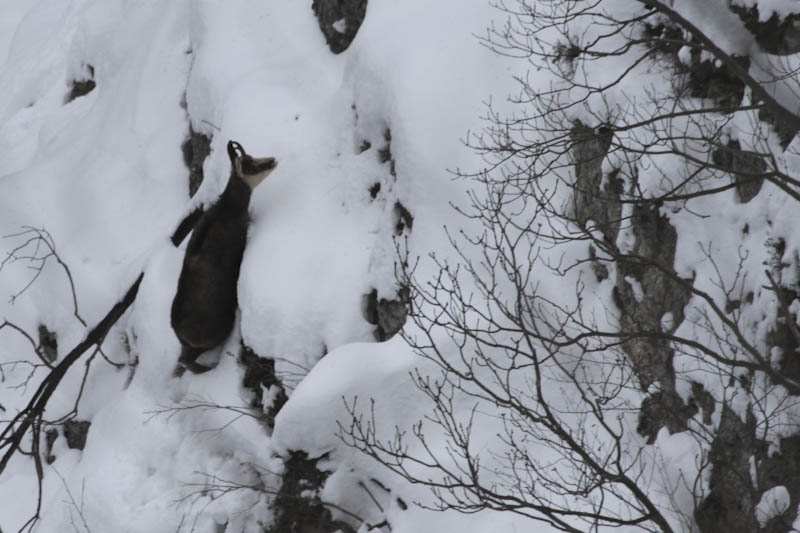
[227,140,278,190]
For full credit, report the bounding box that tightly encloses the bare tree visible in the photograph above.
[341,1,800,531]
[0,212,206,530]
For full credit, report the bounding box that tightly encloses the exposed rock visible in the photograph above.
[711,138,766,203]
[63,420,90,450]
[44,428,58,464]
[392,201,413,236]
[66,64,95,103]
[643,19,797,147]
[642,22,747,108]
[637,382,714,443]
[181,126,212,197]
[311,0,368,54]
[588,245,609,282]
[368,182,381,199]
[696,407,800,533]
[571,120,693,439]
[685,52,748,108]
[640,22,684,57]
[378,128,396,177]
[757,434,800,532]
[759,107,799,149]
[615,204,692,390]
[690,380,715,426]
[637,389,696,444]
[378,131,392,163]
[729,4,800,55]
[761,240,800,383]
[239,343,287,430]
[696,406,759,533]
[37,325,57,363]
[267,451,355,533]
[363,287,410,341]
[570,122,619,242]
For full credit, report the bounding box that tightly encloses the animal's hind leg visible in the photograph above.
[174,345,214,376]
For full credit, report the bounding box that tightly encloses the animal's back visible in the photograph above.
[170,202,249,351]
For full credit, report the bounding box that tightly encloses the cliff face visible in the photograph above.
[0,1,799,532]
[0,1,510,531]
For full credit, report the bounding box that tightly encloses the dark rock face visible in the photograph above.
[42,420,91,464]
[267,451,354,533]
[37,324,58,363]
[643,23,747,108]
[763,237,800,382]
[571,121,691,392]
[712,138,767,203]
[239,344,288,430]
[181,127,212,198]
[615,204,692,390]
[637,390,694,444]
[695,407,760,533]
[758,434,800,532]
[571,122,619,240]
[730,4,800,55]
[571,120,695,443]
[392,201,413,236]
[63,420,91,450]
[66,64,95,103]
[363,287,410,341]
[637,382,714,443]
[684,53,748,108]
[311,0,368,54]
[44,428,58,464]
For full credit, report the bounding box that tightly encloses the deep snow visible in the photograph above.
[1,0,800,532]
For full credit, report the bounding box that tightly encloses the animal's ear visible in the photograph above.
[227,141,245,164]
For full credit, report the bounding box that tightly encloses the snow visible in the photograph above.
[333,18,347,34]
[756,485,792,526]
[0,0,521,531]
[732,0,800,19]
[1,0,800,531]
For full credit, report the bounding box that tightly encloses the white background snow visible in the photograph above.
[1,0,799,532]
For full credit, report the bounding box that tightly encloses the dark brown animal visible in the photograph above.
[171,141,277,373]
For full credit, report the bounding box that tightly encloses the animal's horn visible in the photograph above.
[227,141,245,163]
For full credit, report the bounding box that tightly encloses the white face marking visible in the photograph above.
[233,156,277,190]
[241,166,276,190]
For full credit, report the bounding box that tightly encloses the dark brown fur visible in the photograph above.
[170,141,275,373]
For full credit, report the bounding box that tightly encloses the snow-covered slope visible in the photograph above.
[2,0,800,532]
[0,0,519,531]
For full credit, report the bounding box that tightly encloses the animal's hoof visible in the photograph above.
[176,356,214,375]
[172,364,186,378]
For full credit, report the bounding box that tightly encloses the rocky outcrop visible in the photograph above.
[267,451,354,533]
[37,324,58,363]
[571,122,694,439]
[63,419,90,450]
[614,203,692,390]
[729,3,800,56]
[570,122,619,239]
[239,344,287,431]
[43,419,91,464]
[712,138,766,203]
[695,406,760,533]
[181,126,212,198]
[363,287,410,341]
[641,23,747,109]
[66,64,95,103]
[311,0,368,54]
